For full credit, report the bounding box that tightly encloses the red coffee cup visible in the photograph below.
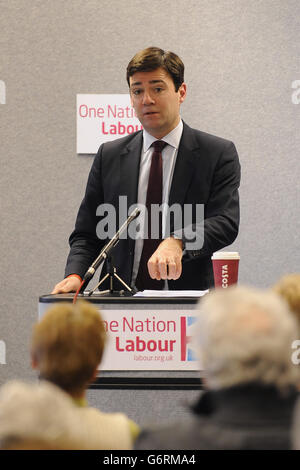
[211,252,240,288]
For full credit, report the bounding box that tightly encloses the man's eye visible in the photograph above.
[155,87,163,93]
[132,89,141,96]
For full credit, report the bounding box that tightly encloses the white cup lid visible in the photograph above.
[211,251,240,260]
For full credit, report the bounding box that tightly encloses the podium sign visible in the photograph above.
[39,295,201,372]
[100,308,199,371]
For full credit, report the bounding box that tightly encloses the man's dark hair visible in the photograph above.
[126,47,184,92]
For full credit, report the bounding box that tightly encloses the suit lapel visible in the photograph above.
[116,132,143,281]
[169,122,197,206]
[119,132,143,208]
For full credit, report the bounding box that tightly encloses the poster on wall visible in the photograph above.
[77,94,142,154]
[99,308,201,371]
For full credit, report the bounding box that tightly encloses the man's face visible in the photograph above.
[129,67,186,139]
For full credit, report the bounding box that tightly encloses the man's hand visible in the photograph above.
[51,275,81,294]
[148,237,183,281]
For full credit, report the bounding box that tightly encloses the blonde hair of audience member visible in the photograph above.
[0,381,85,450]
[31,301,139,449]
[31,300,106,398]
[273,273,300,323]
[195,285,299,393]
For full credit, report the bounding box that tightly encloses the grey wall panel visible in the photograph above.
[0,0,299,424]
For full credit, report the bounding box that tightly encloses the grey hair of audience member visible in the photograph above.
[195,285,299,393]
[0,380,85,450]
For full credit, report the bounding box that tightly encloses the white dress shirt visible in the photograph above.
[131,119,183,286]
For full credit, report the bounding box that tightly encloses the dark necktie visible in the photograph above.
[135,140,167,291]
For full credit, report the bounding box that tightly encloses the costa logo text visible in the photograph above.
[222,264,229,288]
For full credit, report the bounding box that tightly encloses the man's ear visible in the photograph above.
[178,83,187,103]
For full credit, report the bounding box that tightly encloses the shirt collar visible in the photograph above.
[143,119,183,152]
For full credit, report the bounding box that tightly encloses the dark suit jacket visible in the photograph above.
[135,385,297,450]
[65,122,241,290]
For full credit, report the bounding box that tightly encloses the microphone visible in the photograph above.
[79,207,140,292]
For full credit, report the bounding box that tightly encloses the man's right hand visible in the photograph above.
[51,275,81,294]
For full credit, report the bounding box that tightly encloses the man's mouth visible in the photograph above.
[144,111,158,116]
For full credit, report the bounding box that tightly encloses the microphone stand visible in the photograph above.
[78,207,140,296]
[88,254,135,297]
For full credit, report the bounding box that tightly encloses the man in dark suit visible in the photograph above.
[52,47,240,294]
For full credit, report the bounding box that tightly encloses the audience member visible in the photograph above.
[0,380,85,449]
[31,300,139,449]
[274,274,300,449]
[273,273,300,323]
[135,286,299,449]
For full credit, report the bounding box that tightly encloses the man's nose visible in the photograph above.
[142,91,155,105]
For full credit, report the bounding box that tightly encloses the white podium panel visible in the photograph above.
[39,295,202,372]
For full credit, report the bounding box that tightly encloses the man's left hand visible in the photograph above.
[148,237,183,281]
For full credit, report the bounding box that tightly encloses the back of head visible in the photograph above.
[31,300,106,395]
[195,286,299,392]
[0,380,84,450]
[126,46,184,91]
[273,273,300,324]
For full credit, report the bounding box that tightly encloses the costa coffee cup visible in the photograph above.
[211,252,240,288]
